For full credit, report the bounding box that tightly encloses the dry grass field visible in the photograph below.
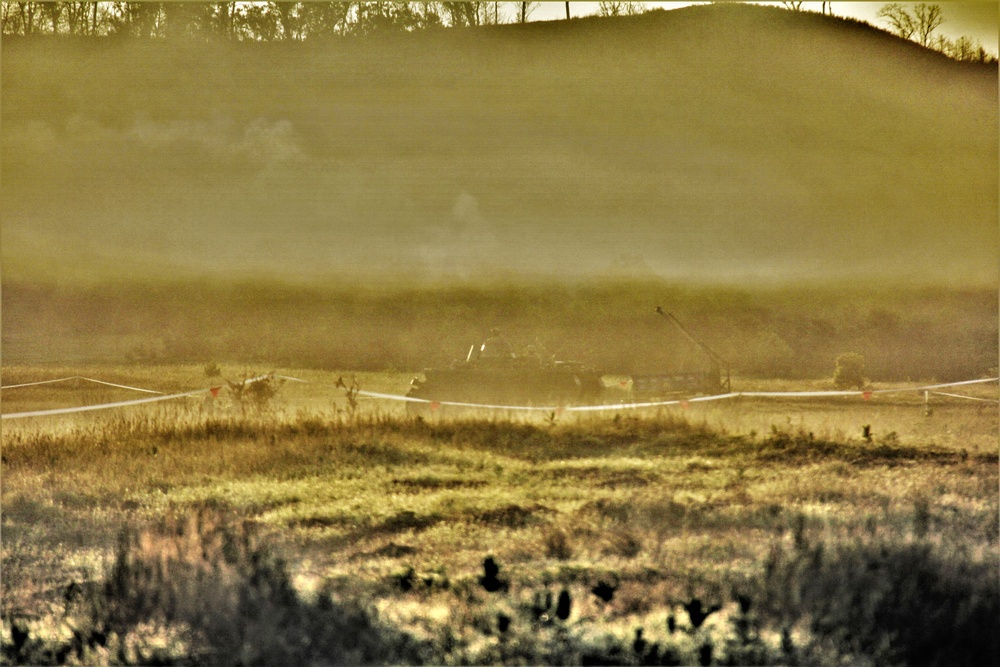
[2,366,997,665]
[2,3,997,664]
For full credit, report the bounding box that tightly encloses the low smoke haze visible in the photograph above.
[3,3,996,286]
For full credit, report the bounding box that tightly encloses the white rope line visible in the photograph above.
[738,390,859,398]
[929,390,1000,403]
[74,377,164,394]
[1,376,80,389]
[1,376,164,394]
[355,379,999,412]
[275,374,309,383]
[2,375,996,420]
[880,377,999,392]
[564,392,742,412]
[1,389,211,420]
[2,371,295,395]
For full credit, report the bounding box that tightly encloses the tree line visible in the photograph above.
[0,2,488,38]
[781,1,994,63]
[0,2,653,38]
[876,2,995,63]
[2,1,992,64]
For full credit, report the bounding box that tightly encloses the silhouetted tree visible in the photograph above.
[597,2,646,17]
[38,2,63,33]
[442,1,480,27]
[241,2,280,40]
[3,2,42,35]
[912,2,943,47]
[272,1,304,40]
[161,3,213,39]
[61,1,103,34]
[81,2,109,35]
[350,2,431,34]
[481,1,505,25]
[210,1,237,40]
[933,33,995,63]
[876,3,969,59]
[515,1,538,24]
[877,2,917,40]
[300,2,354,37]
[62,1,83,33]
[109,2,163,37]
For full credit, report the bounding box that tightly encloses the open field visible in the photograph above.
[2,3,997,663]
[2,365,997,665]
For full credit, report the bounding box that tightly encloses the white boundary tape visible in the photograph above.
[344,378,1000,412]
[1,376,164,394]
[2,375,996,420]
[73,377,165,394]
[2,389,210,420]
[1,377,80,389]
[929,390,1000,403]
[886,378,1000,392]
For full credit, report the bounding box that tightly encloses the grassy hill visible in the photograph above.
[2,3,996,283]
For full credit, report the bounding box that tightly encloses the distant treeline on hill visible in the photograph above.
[3,2,544,38]
[3,280,996,382]
[1,1,995,63]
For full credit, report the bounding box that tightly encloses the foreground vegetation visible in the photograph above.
[2,369,997,665]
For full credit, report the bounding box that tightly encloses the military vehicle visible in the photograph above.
[406,330,604,411]
[628,307,730,399]
[406,311,726,412]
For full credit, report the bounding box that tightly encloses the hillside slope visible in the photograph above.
[2,4,996,283]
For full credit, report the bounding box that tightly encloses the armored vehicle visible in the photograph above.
[406,330,604,410]
[629,308,730,399]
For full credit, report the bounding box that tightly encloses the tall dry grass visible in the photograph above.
[2,364,997,664]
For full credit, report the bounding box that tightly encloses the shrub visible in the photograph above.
[544,527,575,560]
[833,352,866,389]
[757,532,1000,666]
[67,508,425,666]
[227,373,284,414]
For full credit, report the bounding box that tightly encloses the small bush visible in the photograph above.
[227,373,284,414]
[544,527,575,560]
[833,352,867,389]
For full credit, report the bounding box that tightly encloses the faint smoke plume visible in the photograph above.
[452,192,485,231]
[417,192,499,277]
[35,116,306,169]
[235,119,305,166]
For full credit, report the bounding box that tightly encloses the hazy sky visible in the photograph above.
[535,2,999,52]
